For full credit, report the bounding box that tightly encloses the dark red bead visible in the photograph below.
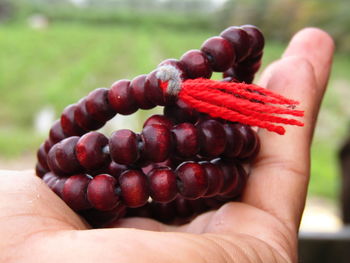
[61,104,86,136]
[212,159,239,196]
[196,119,227,158]
[201,36,235,72]
[220,26,251,62]
[236,124,260,159]
[108,162,129,179]
[47,144,65,175]
[141,124,171,163]
[109,129,140,165]
[75,98,105,131]
[129,74,156,110]
[119,170,149,208]
[222,123,244,159]
[76,132,109,170]
[180,49,212,79]
[158,59,187,80]
[42,172,56,185]
[46,174,59,189]
[164,99,200,124]
[49,120,67,143]
[48,136,83,175]
[175,162,208,199]
[87,174,120,211]
[36,163,47,178]
[204,197,225,210]
[81,204,126,228]
[143,114,173,130]
[172,123,199,158]
[220,162,247,199]
[62,174,92,211]
[188,198,207,214]
[151,201,176,223]
[127,203,152,218]
[37,143,50,170]
[224,67,254,84]
[86,88,116,122]
[44,139,54,153]
[144,70,167,106]
[199,162,224,197]
[148,167,177,203]
[108,80,138,115]
[175,196,193,218]
[241,25,264,57]
[51,177,68,197]
[239,52,263,70]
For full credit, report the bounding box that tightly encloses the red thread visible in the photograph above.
[161,78,304,135]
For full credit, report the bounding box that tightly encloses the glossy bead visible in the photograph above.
[236,124,260,159]
[196,119,226,158]
[220,163,247,199]
[144,70,167,106]
[75,98,105,131]
[42,172,56,185]
[241,25,264,57]
[151,201,176,223]
[62,174,92,211]
[172,123,199,158]
[76,132,109,170]
[224,67,254,84]
[220,26,251,62]
[164,99,200,124]
[36,163,47,178]
[148,167,177,203]
[109,129,140,165]
[158,59,187,80]
[108,80,138,115]
[141,124,171,163]
[119,170,149,208]
[44,139,54,153]
[86,88,116,122]
[175,196,193,218]
[188,198,207,214]
[108,162,129,179]
[212,159,239,196]
[47,146,64,175]
[81,204,126,228]
[48,136,83,175]
[143,114,174,130]
[37,143,49,170]
[87,174,120,211]
[61,104,86,136]
[180,50,212,79]
[238,53,263,74]
[127,203,152,218]
[175,161,208,199]
[201,36,235,72]
[199,162,224,197]
[49,120,67,144]
[51,177,68,197]
[222,123,244,159]
[129,74,156,110]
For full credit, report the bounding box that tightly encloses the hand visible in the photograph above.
[0,28,334,263]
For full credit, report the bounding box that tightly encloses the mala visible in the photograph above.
[35,25,304,227]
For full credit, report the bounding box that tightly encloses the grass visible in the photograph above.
[0,22,349,200]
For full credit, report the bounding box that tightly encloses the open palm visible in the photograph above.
[0,28,334,263]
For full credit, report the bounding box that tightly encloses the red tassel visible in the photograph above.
[160,78,304,135]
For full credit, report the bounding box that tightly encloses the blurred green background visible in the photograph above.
[0,0,349,201]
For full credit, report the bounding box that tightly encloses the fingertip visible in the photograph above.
[284,27,335,58]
